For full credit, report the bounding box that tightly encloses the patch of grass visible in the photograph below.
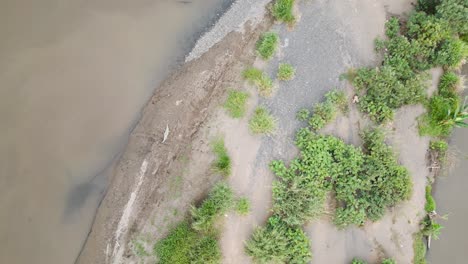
[249,106,277,134]
[132,239,149,257]
[425,185,436,213]
[235,197,250,215]
[419,72,464,137]
[256,32,279,60]
[224,90,249,118]
[191,183,234,233]
[242,67,273,96]
[212,138,231,177]
[430,140,449,164]
[245,216,311,264]
[277,63,295,81]
[296,108,310,122]
[271,0,295,24]
[154,222,221,264]
[308,89,347,130]
[381,259,396,264]
[351,259,367,264]
[413,232,427,264]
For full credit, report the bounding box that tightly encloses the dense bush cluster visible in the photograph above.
[246,127,412,262]
[352,0,467,122]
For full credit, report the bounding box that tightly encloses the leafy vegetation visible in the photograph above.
[191,183,234,233]
[256,32,279,60]
[212,138,231,177]
[351,3,467,122]
[154,222,221,264]
[419,72,465,136]
[277,63,296,81]
[245,216,311,263]
[308,89,347,130]
[425,185,436,212]
[235,197,250,215]
[381,259,396,264]
[155,183,237,263]
[224,90,249,118]
[296,108,310,121]
[249,106,277,134]
[413,232,427,264]
[351,258,396,264]
[243,67,274,96]
[271,0,295,24]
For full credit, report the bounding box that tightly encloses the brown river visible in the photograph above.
[0,0,231,263]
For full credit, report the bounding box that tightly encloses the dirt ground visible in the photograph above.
[79,0,437,263]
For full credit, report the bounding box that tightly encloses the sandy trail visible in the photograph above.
[219,0,432,263]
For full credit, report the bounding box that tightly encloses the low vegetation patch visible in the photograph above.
[154,222,221,264]
[419,72,466,137]
[224,90,249,118]
[243,67,274,96]
[277,63,295,81]
[249,106,277,134]
[296,108,310,122]
[413,231,427,264]
[245,216,311,263]
[211,138,231,177]
[256,32,279,60]
[191,183,234,233]
[425,185,436,213]
[154,183,236,264]
[271,0,295,24]
[308,89,347,130]
[235,197,250,215]
[351,258,396,264]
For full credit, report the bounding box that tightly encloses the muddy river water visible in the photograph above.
[0,0,231,263]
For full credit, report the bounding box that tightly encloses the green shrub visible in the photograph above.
[212,138,231,177]
[154,222,197,264]
[381,258,396,264]
[224,90,249,118]
[425,185,436,212]
[432,37,466,67]
[235,197,250,215]
[417,0,441,14]
[351,258,367,264]
[419,72,462,137]
[242,67,273,96]
[154,222,221,264]
[413,232,427,264]
[271,0,295,24]
[188,236,221,264]
[256,32,279,60]
[245,216,311,264]
[191,183,234,233]
[277,63,295,80]
[421,216,443,239]
[249,106,277,134]
[296,108,310,121]
[436,0,468,36]
[430,140,448,154]
[308,89,347,129]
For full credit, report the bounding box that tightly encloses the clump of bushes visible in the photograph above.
[277,63,296,80]
[224,90,249,118]
[235,197,250,215]
[211,138,231,177]
[256,32,279,60]
[351,4,467,123]
[191,183,234,233]
[308,89,347,130]
[245,216,311,263]
[419,72,465,137]
[243,67,274,96]
[271,0,295,24]
[249,106,277,134]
